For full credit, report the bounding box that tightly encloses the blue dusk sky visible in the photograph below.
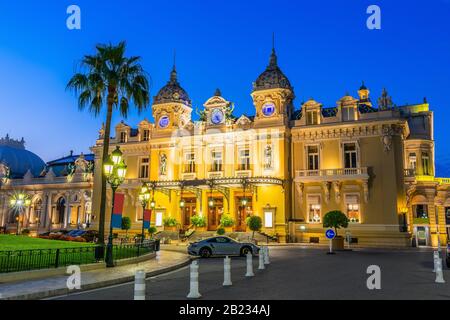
[0,0,449,175]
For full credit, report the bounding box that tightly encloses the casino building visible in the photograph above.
[1,47,449,247]
[89,48,450,246]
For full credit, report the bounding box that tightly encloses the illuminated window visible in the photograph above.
[142,129,150,141]
[184,152,196,173]
[342,106,356,121]
[155,211,163,227]
[422,152,430,175]
[344,143,358,169]
[307,196,321,223]
[120,132,127,143]
[139,158,149,178]
[238,148,250,171]
[408,153,417,171]
[345,195,360,223]
[307,146,319,171]
[211,151,223,172]
[306,111,319,125]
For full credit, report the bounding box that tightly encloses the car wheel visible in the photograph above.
[240,246,253,256]
[199,247,212,258]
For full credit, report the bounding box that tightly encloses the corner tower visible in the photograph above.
[250,45,295,127]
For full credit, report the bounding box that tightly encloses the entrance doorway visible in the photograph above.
[235,196,253,232]
[208,197,223,231]
[414,226,430,247]
[182,197,196,228]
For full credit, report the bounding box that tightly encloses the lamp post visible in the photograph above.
[10,193,31,235]
[138,183,151,243]
[104,146,127,267]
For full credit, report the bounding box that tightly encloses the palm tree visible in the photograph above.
[67,41,150,246]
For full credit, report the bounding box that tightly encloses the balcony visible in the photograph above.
[295,167,369,182]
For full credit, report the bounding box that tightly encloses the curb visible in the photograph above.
[1,256,194,300]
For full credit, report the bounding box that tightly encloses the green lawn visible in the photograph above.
[0,235,94,251]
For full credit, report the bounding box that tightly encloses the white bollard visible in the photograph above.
[258,249,265,270]
[156,250,161,262]
[223,256,232,286]
[245,252,254,277]
[264,246,270,265]
[187,260,202,299]
[433,251,439,272]
[134,270,146,300]
[435,258,446,283]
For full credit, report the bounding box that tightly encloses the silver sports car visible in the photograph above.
[188,236,260,258]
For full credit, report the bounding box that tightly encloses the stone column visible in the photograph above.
[64,192,71,229]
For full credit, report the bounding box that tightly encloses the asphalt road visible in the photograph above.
[53,246,450,300]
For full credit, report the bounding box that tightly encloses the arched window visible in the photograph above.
[56,197,66,224]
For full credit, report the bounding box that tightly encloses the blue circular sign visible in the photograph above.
[158,115,170,128]
[325,229,336,240]
[262,103,275,117]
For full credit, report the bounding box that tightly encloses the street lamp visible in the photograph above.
[139,183,151,242]
[104,146,127,267]
[10,193,31,235]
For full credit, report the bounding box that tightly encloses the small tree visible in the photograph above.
[216,227,226,235]
[121,216,132,238]
[191,215,206,228]
[246,216,262,240]
[148,226,157,239]
[323,210,349,236]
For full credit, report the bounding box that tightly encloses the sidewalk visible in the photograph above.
[0,250,192,300]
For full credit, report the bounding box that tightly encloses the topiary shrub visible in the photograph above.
[121,216,132,238]
[220,214,235,228]
[216,227,226,235]
[323,210,349,236]
[191,215,206,228]
[148,226,158,239]
[246,216,262,240]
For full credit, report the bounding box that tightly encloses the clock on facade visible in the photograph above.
[211,108,225,124]
[262,103,276,117]
[158,115,170,128]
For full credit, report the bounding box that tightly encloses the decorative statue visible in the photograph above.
[264,145,273,169]
[159,153,167,176]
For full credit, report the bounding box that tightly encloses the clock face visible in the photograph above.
[211,108,224,124]
[262,103,276,117]
[158,115,170,128]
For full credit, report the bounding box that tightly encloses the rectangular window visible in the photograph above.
[344,143,358,169]
[342,107,356,121]
[307,196,321,223]
[345,195,360,223]
[120,132,127,143]
[445,207,450,225]
[413,204,428,219]
[238,148,250,171]
[422,152,430,175]
[184,152,196,173]
[212,151,223,172]
[306,111,319,125]
[142,129,150,141]
[409,153,417,171]
[307,146,319,171]
[139,158,149,178]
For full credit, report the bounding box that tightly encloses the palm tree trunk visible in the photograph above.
[98,93,114,245]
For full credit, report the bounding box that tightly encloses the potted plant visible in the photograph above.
[121,216,131,239]
[323,210,349,251]
[246,215,262,240]
[163,217,178,232]
[191,215,207,231]
[220,214,235,233]
[148,226,158,239]
[216,227,226,235]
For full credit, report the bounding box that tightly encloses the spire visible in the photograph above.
[269,32,278,68]
[214,88,222,97]
[168,49,178,84]
[360,81,367,90]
